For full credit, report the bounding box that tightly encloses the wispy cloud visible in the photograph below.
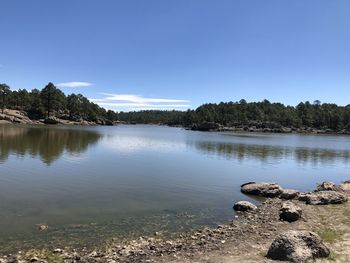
[90,94,191,111]
[56,81,93,88]
[99,93,189,104]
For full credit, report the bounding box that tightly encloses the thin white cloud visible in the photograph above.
[97,102,191,108]
[56,81,93,88]
[90,93,191,111]
[99,93,190,103]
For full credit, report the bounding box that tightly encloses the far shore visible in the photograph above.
[2,109,350,137]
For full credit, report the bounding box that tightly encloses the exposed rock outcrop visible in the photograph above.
[267,231,330,262]
[0,110,35,124]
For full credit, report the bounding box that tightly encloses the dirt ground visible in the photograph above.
[161,198,350,263]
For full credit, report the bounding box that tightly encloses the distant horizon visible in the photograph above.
[1,0,349,111]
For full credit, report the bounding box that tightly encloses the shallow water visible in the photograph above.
[0,124,349,253]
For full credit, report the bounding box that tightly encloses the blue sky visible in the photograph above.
[1,0,350,111]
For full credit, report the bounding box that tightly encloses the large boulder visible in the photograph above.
[267,231,330,262]
[301,191,347,205]
[280,189,299,200]
[279,202,302,222]
[241,182,283,198]
[233,201,257,212]
[316,181,341,192]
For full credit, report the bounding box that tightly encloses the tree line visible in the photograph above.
[1,82,350,131]
[0,82,113,122]
[118,99,350,131]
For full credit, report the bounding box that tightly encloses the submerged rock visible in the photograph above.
[241,182,283,198]
[301,191,347,205]
[280,189,299,200]
[267,230,330,262]
[233,201,257,212]
[279,202,302,222]
[36,223,49,231]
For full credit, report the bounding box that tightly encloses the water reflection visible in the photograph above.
[0,125,102,165]
[189,140,350,164]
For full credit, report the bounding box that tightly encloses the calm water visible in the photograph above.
[1,124,350,253]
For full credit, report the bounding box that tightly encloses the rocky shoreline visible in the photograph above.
[189,121,350,135]
[2,110,350,137]
[0,109,115,126]
[1,180,350,262]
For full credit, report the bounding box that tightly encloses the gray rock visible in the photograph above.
[233,201,257,212]
[316,181,341,192]
[280,189,299,200]
[267,230,330,262]
[298,192,312,202]
[303,191,347,205]
[340,180,350,191]
[279,202,302,222]
[241,182,283,198]
[44,117,59,124]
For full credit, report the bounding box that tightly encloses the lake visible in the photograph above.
[0,124,350,253]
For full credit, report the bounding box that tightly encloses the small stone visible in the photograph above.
[89,251,98,257]
[149,245,156,250]
[36,223,49,231]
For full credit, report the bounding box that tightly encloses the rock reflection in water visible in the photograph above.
[0,125,102,165]
[190,140,350,164]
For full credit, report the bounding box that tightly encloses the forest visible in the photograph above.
[0,82,111,122]
[117,100,350,132]
[1,82,350,131]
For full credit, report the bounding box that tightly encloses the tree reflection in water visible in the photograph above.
[189,140,350,165]
[0,125,102,165]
